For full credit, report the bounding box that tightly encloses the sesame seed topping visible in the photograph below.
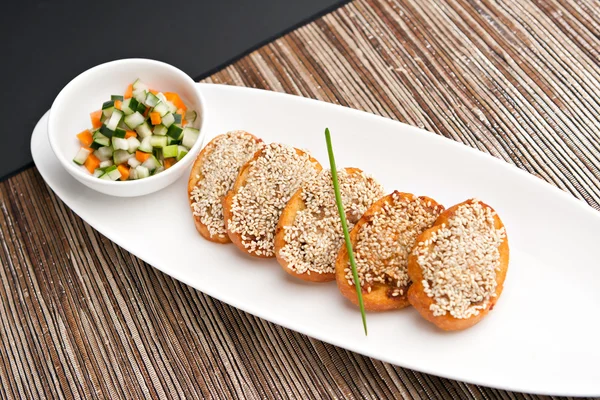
[228,143,320,257]
[190,131,263,238]
[346,192,443,293]
[413,201,506,319]
[279,169,384,274]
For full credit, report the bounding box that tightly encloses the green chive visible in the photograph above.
[325,128,368,336]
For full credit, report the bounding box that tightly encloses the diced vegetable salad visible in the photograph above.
[73,79,199,181]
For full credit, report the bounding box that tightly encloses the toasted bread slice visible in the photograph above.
[223,143,322,258]
[188,131,263,243]
[335,192,444,311]
[275,168,384,282]
[407,199,509,330]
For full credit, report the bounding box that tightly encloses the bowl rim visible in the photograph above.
[48,58,205,187]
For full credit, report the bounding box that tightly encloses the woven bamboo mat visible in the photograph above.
[2,0,599,398]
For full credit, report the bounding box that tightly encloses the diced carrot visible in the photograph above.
[143,107,150,118]
[136,151,151,162]
[114,100,122,110]
[124,84,133,99]
[84,154,100,174]
[77,130,93,147]
[150,89,158,95]
[125,130,137,139]
[182,119,187,127]
[165,92,187,112]
[90,110,103,129]
[117,165,130,181]
[150,112,161,125]
[164,158,176,169]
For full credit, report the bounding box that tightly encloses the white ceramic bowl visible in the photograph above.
[48,58,205,197]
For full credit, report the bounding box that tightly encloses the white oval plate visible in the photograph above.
[31,83,600,396]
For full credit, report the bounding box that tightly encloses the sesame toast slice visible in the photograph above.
[188,131,263,243]
[275,168,384,282]
[407,199,509,331]
[222,143,322,258]
[335,192,444,311]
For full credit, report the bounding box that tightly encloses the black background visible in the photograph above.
[2,0,346,179]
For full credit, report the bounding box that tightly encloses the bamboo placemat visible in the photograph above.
[2,0,599,398]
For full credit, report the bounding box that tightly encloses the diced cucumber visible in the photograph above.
[162,145,178,159]
[142,155,161,171]
[129,97,139,108]
[145,92,160,107]
[93,169,104,178]
[93,130,108,140]
[90,141,102,150]
[157,92,167,103]
[153,166,165,175]
[132,79,148,101]
[94,146,113,161]
[113,149,131,165]
[153,147,162,161]
[182,127,200,149]
[152,102,169,117]
[110,170,123,181]
[173,113,182,125]
[129,168,138,180]
[153,124,168,136]
[135,165,150,179]
[127,137,141,153]
[92,131,110,147]
[166,124,183,139]
[133,89,147,104]
[165,101,177,113]
[106,109,124,131]
[121,97,143,115]
[112,137,129,151]
[113,128,126,138]
[104,165,122,180]
[99,173,111,180]
[102,100,114,110]
[135,121,152,138]
[100,124,115,138]
[176,145,188,161]
[185,110,197,123]
[167,137,181,145]
[150,135,167,148]
[161,112,175,127]
[124,112,145,129]
[138,136,153,153]
[121,98,135,115]
[100,112,108,123]
[102,107,114,118]
[99,160,113,169]
[111,95,124,101]
[136,102,147,114]
[132,78,148,91]
[127,157,141,168]
[73,148,91,165]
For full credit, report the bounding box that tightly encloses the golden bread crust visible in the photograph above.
[335,192,444,311]
[407,199,509,331]
[223,147,322,258]
[275,167,364,282]
[188,132,262,243]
